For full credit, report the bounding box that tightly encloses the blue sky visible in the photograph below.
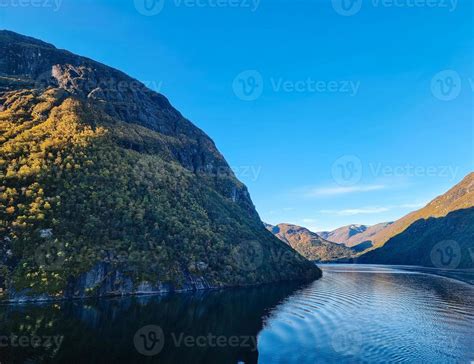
[1,0,472,231]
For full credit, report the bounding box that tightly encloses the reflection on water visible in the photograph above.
[0,265,473,363]
[258,265,474,363]
[0,284,303,363]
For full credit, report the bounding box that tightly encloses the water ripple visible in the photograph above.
[258,265,474,363]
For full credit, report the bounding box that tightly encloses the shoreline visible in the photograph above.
[0,274,321,305]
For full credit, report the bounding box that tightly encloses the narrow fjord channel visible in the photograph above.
[1,265,473,363]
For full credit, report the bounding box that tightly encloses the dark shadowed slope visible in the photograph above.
[367,173,474,250]
[357,207,474,269]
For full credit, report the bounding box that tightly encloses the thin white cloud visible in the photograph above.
[317,201,427,217]
[398,202,426,209]
[267,207,295,215]
[305,184,386,197]
[320,207,390,216]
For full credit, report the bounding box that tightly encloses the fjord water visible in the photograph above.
[1,265,473,363]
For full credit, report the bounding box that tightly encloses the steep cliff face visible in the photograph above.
[0,31,320,301]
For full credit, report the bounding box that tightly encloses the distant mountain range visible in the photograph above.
[264,223,355,262]
[268,173,474,267]
[318,222,393,251]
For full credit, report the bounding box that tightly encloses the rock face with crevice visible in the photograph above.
[0,31,321,301]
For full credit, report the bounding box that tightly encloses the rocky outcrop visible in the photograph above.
[6,263,215,303]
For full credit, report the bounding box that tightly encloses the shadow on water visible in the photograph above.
[2,266,473,364]
[0,282,308,364]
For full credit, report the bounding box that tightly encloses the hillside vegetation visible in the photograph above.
[0,31,320,300]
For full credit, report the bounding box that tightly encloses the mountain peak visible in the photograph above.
[0,30,184,135]
[0,30,56,49]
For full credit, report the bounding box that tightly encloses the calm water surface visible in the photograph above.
[1,265,473,363]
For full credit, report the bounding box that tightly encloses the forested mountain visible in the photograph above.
[0,31,320,301]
